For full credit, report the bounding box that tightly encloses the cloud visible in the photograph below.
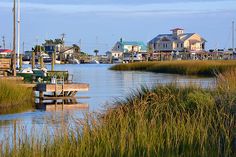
[0,0,235,16]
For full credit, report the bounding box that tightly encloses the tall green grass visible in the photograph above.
[110,60,236,76]
[1,70,236,156]
[0,80,34,114]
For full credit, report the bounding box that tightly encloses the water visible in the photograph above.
[0,64,214,137]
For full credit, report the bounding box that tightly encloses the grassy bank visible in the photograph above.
[110,60,236,76]
[0,80,34,114]
[1,70,236,156]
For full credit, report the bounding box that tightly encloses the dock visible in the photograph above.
[34,83,89,108]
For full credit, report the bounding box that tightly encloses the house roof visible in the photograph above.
[0,49,12,53]
[119,41,147,51]
[170,28,184,31]
[149,33,206,43]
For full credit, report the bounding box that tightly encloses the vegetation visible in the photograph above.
[94,49,99,56]
[110,60,236,76]
[0,80,34,114]
[1,70,236,156]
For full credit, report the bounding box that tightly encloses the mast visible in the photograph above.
[233,21,235,53]
[12,0,16,76]
[17,0,20,68]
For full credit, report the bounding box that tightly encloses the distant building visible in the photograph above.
[43,43,63,56]
[111,39,147,62]
[0,49,12,58]
[148,28,206,53]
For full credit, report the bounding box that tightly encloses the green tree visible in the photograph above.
[94,49,99,56]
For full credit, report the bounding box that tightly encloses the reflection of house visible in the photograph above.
[111,39,147,62]
[148,28,206,53]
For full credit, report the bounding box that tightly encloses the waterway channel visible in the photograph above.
[0,64,215,139]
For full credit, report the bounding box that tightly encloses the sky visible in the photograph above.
[0,0,236,54]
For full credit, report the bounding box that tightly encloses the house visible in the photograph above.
[111,39,147,62]
[0,49,12,58]
[148,28,206,53]
[43,43,63,56]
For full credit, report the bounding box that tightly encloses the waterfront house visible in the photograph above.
[111,39,147,62]
[148,28,206,54]
[0,49,12,58]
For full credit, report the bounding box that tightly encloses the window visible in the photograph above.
[177,43,179,48]
[181,43,183,48]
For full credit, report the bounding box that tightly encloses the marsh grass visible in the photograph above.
[1,70,236,156]
[110,60,236,76]
[0,80,34,114]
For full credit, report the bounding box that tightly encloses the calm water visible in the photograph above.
[0,64,214,137]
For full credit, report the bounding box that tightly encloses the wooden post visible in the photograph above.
[19,54,22,70]
[40,56,44,68]
[12,0,17,76]
[51,52,55,71]
[32,51,35,69]
[39,91,43,106]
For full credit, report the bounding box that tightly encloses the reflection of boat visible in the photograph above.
[89,60,100,64]
[68,58,80,64]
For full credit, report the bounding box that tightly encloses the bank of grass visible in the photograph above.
[1,70,236,156]
[110,60,236,76]
[0,80,34,114]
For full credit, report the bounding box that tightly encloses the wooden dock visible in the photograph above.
[35,83,89,107]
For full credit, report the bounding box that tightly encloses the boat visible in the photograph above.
[68,58,80,64]
[89,59,100,64]
[40,53,52,64]
[17,67,48,82]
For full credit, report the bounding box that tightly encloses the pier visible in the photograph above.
[22,82,89,109]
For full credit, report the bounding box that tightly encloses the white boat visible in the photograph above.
[19,67,33,74]
[89,60,100,64]
[68,58,80,64]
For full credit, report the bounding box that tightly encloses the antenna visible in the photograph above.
[2,36,5,49]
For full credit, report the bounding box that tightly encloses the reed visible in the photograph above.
[110,60,236,76]
[0,80,34,114]
[1,70,236,156]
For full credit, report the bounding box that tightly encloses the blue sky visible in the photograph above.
[0,0,236,54]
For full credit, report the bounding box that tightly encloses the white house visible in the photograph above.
[111,39,147,62]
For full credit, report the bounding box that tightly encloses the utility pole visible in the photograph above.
[2,36,6,49]
[12,0,16,76]
[17,0,21,69]
[61,33,66,43]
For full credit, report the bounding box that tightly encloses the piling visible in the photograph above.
[40,56,44,68]
[19,54,22,70]
[51,52,55,71]
[32,52,35,69]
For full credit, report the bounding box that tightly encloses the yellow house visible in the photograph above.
[148,28,206,52]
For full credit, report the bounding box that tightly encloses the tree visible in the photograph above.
[32,45,45,53]
[94,49,99,56]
